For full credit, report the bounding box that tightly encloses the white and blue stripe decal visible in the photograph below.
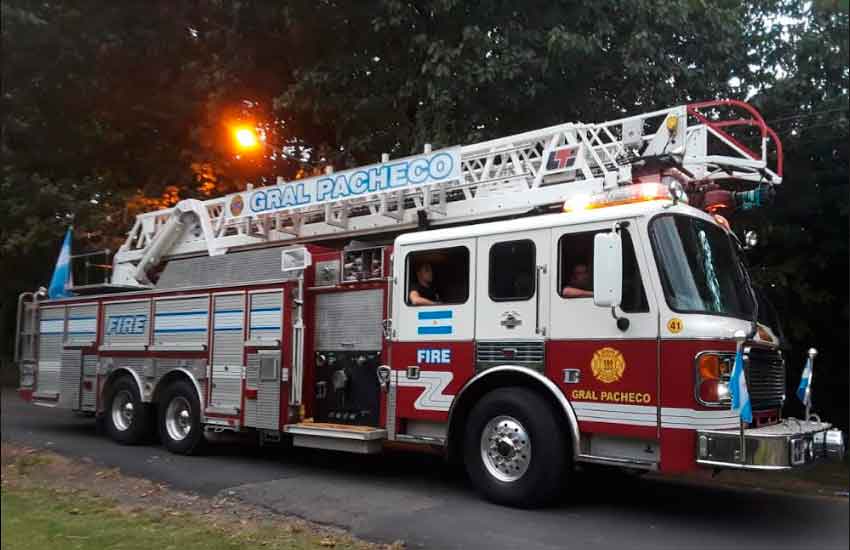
[39,319,65,335]
[214,309,244,332]
[67,315,96,336]
[417,310,453,335]
[250,307,281,331]
[154,310,208,334]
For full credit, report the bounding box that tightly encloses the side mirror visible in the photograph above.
[593,232,622,308]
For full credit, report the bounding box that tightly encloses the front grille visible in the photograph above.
[476,340,545,371]
[745,345,785,411]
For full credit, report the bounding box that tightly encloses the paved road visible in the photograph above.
[2,388,847,550]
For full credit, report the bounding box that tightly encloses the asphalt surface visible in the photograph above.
[2,388,847,550]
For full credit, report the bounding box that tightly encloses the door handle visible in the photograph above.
[535,265,547,336]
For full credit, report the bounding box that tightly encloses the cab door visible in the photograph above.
[390,239,476,432]
[475,230,551,373]
[547,218,661,444]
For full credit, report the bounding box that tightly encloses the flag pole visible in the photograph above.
[735,330,747,465]
[806,348,817,422]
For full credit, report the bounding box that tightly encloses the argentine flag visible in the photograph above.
[48,227,74,299]
[729,347,753,423]
[417,310,453,335]
[796,357,812,406]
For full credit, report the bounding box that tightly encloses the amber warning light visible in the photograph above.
[563,183,678,213]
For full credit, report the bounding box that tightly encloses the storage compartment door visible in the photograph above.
[57,348,82,410]
[36,306,65,399]
[209,293,245,415]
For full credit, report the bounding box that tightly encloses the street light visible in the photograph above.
[234,126,259,150]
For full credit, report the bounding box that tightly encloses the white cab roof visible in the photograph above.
[395,200,715,246]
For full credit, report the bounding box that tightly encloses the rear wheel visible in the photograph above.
[104,376,151,445]
[158,379,206,455]
[464,387,569,507]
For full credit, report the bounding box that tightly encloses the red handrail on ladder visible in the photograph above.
[687,99,784,177]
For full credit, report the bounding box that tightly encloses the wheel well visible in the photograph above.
[446,369,578,465]
[101,368,143,404]
[152,370,202,408]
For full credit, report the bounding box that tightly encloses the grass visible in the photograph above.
[11,453,53,475]
[1,486,362,550]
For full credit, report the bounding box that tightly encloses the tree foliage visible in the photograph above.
[740,2,849,423]
[1,0,847,424]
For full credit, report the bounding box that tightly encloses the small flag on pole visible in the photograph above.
[48,227,74,299]
[796,356,812,407]
[729,346,753,423]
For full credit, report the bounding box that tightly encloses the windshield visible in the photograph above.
[649,214,755,318]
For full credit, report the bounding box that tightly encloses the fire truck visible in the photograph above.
[15,99,844,507]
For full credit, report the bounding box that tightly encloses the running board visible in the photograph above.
[284,422,387,454]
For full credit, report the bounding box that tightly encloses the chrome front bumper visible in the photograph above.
[697,419,845,470]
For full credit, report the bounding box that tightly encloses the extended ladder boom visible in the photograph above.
[112,100,782,286]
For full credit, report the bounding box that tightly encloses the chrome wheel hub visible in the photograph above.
[165,396,193,442]
[480,415,531,482]
[110,390,134,432]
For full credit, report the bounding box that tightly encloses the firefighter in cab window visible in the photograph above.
[409,261,442,305]
[563,263,593,298]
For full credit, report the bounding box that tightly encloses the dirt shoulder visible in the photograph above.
[1,443,403,550]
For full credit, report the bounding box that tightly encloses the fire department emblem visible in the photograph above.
[590,347,626,384]
[230,194,245,216]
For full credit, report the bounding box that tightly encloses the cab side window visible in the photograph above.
[406,246,470,306]
[558,229,648,313]
[489,240,535,301]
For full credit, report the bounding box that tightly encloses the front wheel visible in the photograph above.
[158,379,206,455]
[464,387,570,507]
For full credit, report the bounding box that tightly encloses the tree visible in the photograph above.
[1,1,252,357]
[275,0,757,165]
[739,1,848,427]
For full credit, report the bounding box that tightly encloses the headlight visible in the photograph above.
[695,352,734,406]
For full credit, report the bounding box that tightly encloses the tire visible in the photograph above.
[464,387,570,508]
[157,379,206,455]
[104,376,151,445]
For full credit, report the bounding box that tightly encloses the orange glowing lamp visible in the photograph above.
[234,127,259,150]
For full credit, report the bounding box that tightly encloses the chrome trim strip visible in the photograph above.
[696,459,789,471]
[98,297,150,306]
[148,344,207,352]
[153,293,210,302]
[395,433,447,446]
[446,365,580,460]
[577,454,658,470]
[39,279,293,305]
[99,344,148,352]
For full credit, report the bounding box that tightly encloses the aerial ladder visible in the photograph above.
[111,99,782,287]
